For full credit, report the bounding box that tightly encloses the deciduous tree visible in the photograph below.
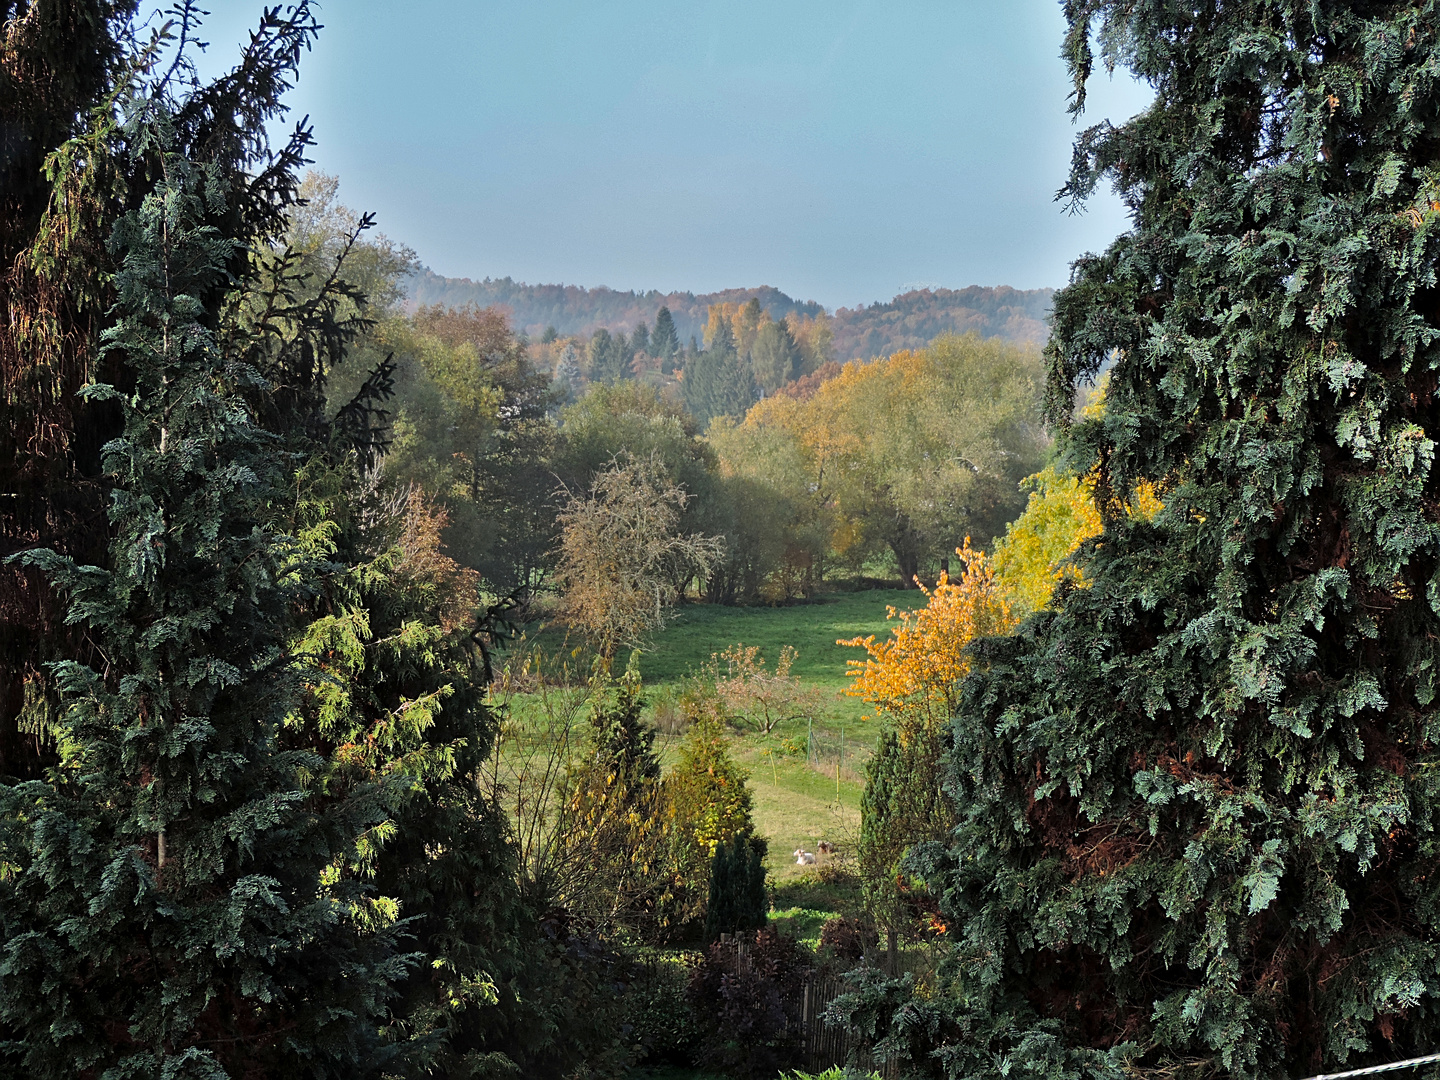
[555,455,723,657]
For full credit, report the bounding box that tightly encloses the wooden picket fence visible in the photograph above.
[720,934,898,1078]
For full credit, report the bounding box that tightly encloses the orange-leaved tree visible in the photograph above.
[844,540,1013,965]
[839,538,1014,735]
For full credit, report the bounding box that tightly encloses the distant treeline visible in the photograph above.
[829,285,1053,357]
[407,271,822,345]
[406,269,1053,358]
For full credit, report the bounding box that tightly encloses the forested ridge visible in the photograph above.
[407,268,1053,357]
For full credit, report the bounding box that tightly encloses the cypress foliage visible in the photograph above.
[847,3,1440,1077]
[740,834,769,931]
[858,725,952,961]
[0,10,565,1077]
[705,833,767,941]
[705,839,735,942]
[1,92,412,1077]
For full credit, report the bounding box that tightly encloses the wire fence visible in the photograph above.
[803,722,871,786]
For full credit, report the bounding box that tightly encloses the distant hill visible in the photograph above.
[406,270,1053,358]
[406,271,823,345]
[830,286,1053,357]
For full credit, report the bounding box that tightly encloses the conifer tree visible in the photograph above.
[858,726,952,970]
[554,339,582,395]
[652,306,680,366]
[704,838,735,942]
[751,317,801,392]
[847,4,1440,1077]
[0,0,141,782]
[740,834,769,930]
[588,327,629,384]
[682,318,757,428]
[704,833,766,940]
[2,90,412,1077]
[632,319,651,357]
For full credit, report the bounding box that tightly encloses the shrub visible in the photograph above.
[624,953,701,1069]
[817,916,878,964]
[686,927,813,1079]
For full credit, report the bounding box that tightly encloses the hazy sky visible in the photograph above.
[191,1,1151,309]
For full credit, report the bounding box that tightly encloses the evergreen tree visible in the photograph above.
[614,329,631,376]
[740,834,769,931]
[708,311,737,356]
[652,306,680,366]
[0,0,141,784]
[704,839,734,942]
[632,319,651,357]
[541,325,559,344]
[554,339,582,395]
[847,4,1440,1077]
[682,319,757,428]
[704,833,766,941]
[588,327,629,384]
[751,317,801,393]
[2,90,412,1078]
[858,726,952,970]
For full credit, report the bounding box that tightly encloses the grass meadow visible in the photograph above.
[495,589,918,883]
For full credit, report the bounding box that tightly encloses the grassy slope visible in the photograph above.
[501,590,919,884]
[631,589,916,882]
[630,589,915,693]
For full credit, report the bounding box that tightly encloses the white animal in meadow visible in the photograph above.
[816,840,834,857]
[794,849,816,865]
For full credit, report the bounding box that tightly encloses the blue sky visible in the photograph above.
[192,1,1151,309]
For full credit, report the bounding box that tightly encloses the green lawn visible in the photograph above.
[498,589,918,887]
[627,589,916,692]
[630,589,915,881]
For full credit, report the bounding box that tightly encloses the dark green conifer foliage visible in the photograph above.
[652,306,680,366]
[588,327,629,384]
[705,839,735,942]
[632,319,651,357]
[682,320,757,428]
[740,835,768,930]
[751,317,801,392]
[704,833,766,941]
[1,95,413,1077]
[0,0,141,781]
[855,3,1440,1077]
[858,726,952,965]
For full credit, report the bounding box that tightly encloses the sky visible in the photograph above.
[188,1,1152,310]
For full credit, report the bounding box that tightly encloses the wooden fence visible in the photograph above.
[720,934,898,1078]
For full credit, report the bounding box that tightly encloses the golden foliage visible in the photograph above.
[991,466,1162,615]
[839,539,1015,731]
[991,466,1103,614]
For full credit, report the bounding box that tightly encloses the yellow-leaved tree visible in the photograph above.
[844,541,1013,964]
[991,464,1163,615]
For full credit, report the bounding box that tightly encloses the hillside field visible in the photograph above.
[512,589,918,881]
